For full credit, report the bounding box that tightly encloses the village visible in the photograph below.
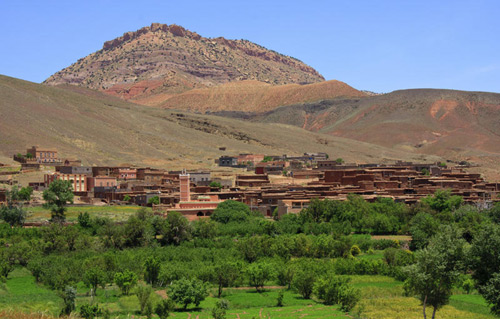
[0,145,499,222]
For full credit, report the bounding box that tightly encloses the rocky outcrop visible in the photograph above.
[44,23,325,101]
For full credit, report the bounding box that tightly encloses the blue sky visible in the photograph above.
[1,0,499,93]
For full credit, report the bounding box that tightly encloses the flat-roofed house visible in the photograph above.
[27,146,58,164]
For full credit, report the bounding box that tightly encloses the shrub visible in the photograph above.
[276,289,284,307]
[78,212,92,228]
[155,299,175,319]
[80,304,101,319]
[314,276,350,305]
[350,245,361,257]
[337,284,361,312]
[136,285,153,314]
[212,299,230,319]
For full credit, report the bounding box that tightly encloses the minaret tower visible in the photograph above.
[179,169,190,202]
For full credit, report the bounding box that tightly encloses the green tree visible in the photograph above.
[246,262,275,292]
[468,223,500,315]
[43,179,74,222]
[0,186,27,226]
[404,226,466,319]
[155,299,175,319]
[148,196,160,205]
[161,211,191,245]
[262,156,273,162]
[123,194,131,202]
[83,267,106,297]
[209,181,222,189]
[213,261,241,297]
[135,285,153,314]
[211,200,251,224]
[18,186,33,201]
[293,269,316,299]
[421,189,462,214]
[114,270,138,295]
[0,204,26,227]
[144,256,161,286]
[409,212,440,250]
[168,278,208,310]
[192,219,218,239]
[136,285,153,314]
[335,158,344,164]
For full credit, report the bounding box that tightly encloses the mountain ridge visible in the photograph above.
[43,23,325,102]
[2,74,436,170]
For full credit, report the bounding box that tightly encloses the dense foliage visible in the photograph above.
[2,191,500,318]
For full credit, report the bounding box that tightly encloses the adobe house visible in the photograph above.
[26,146,59,164]
[44,173,88,193]
[63,158,82,166]
[58,166,92,176]
[236,174,270,187]
[188,171,211,186]
[92,166,112,177]
[118,168,137,180]
[143,170,165,184]
[237,154,265,165]
[218,156,238,167]
[87,176,118,191]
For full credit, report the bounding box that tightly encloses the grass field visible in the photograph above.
[25,205,142,223]
[0,268,495,319]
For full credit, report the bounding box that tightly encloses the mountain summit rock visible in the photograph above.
[44,23,325,102]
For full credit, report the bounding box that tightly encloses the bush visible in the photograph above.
[59,286,76,316]
[212,299,229,319]
[350,245,361,257]
[276,289,284,307]
[80,304,101,319]
[314,276,350,305]
[337,284,361,312]
[136,285,153,314]
[155,299,175,319]
[78,212,92,228]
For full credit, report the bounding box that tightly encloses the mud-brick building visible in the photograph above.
[44,173,88,193]
[26,146,59,164]
[236,174,270,187]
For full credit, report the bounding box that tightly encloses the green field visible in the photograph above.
[0,268,495,319]
[25,205,142,223]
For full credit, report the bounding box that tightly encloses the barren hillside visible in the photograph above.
[1,75,437,170]
[152,79,366,112]
[228,89,500,179]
